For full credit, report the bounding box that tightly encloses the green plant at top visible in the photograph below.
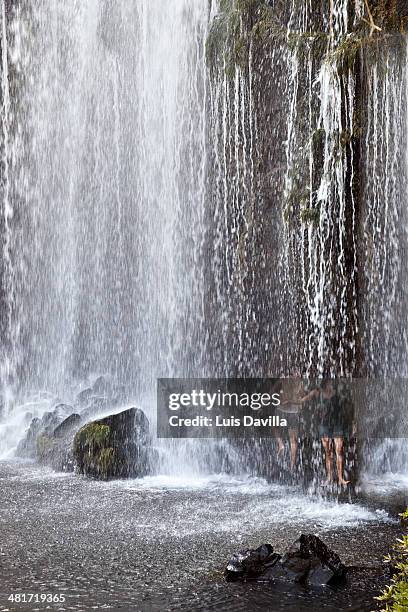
[376,509,408,611]
[206,0,276,76]
[208,0,408,79]
[300,206,320,226]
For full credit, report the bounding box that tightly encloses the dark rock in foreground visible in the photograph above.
[224,534,347,586]
[224,544,279,582]
[73,407,150,480]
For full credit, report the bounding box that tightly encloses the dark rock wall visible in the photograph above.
[206,0,408,378]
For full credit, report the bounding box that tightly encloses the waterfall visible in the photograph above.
[0,0,14,414]
[361,38,408,379]
[1,1,209,398]
[0,1,217,467]
[0,0,407,483]
[205,0,408,482]
[207,2,260,376]
[359,35,408,479]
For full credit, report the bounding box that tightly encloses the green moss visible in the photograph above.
[206,0,276,77]
[98,447,115,477]
[340,128,353,148]
[376,509,408,611]
[327,1,408,76]
[287,30,328,61]
[328,32,366,75]
[74,423,110,453]
[251,5,282,42]
[206,14,229,69]
[300,207,320,225]
[73,423,114,479]
[208,0,408,79]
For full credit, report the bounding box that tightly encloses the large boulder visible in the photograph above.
[73,407,150,480]
[224,535,347,586]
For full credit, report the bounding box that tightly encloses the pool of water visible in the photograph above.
[0,461,401,611]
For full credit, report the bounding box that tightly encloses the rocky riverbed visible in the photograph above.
[0,461,403,611]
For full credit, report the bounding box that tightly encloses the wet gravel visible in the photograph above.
[0,462,402,611]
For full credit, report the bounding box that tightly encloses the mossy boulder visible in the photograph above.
[73,407,150,480]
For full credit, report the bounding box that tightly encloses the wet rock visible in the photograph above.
[76,388,93,406]
[41,410,60,433]
[17,405,78,469]
[36,413,83,472]
[73,407,150,480]
[36,433,75,472]
[40,405,69,433]
[224,535,347,586]
[92,375,110,395]
[53,413,82,438]
[224,544,279,582]
[53,403,73,417]
[44,404,72,431]
[280,534,347,585]
[16,417,42,458]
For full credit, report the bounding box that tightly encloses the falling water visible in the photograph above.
[205,0,408,483]
[0,0,407,483]
[359,34,408,479]
[361,38,408,379]
[0,0,14,414]
[1,1,209,398]
[0,1,217,468]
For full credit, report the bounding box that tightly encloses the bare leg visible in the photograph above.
[334,437,350,486]
[289,429,298,471]
[276,436,284,458]
[321,437,334,484]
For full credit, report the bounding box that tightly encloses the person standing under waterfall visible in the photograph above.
[276,377,305,471]
[284,380,351,487]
